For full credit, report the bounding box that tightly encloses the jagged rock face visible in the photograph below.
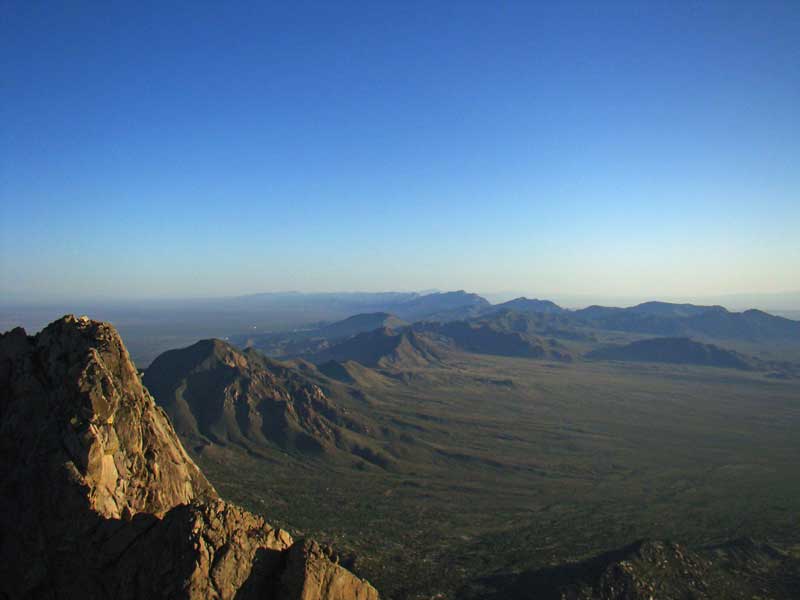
[143,340,361,454]
[280,541,380,600]
[0,315,216,519]
[0,316,379,600]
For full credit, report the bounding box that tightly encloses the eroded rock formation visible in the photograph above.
[0,315,378,600]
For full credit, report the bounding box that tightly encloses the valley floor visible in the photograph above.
[194,353,800,599]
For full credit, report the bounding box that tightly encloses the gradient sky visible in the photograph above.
[1,1,798,301]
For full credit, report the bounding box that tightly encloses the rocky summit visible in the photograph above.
[0,315,378,600]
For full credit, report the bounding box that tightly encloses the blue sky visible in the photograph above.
[1,1,798,301]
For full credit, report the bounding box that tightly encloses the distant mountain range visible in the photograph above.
[475,298,800,343]
[231,312,408,357]
[572,301,800,342]
[7,291,799,367]
[476,298,799,342]
[285,314,573,367]
[391,290,491,321]
[221,295,800,375]
[232,289,489,322]
[412,320,572,361]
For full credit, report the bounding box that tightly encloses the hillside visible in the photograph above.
[586,337,752,369]
[143,338,379,459]
[0,315,378,599]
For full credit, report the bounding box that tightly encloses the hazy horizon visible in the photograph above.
[2,3,799,302]
[3,287,800,313]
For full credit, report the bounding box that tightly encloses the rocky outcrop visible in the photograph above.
[280,541,381,600]
[476,538,800,599]
[0,315,378,600]
[560,538,800,600]
[0,315,216,520]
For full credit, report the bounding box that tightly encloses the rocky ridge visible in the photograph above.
[0,315,378,600]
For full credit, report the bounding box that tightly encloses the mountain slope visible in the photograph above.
[586,337,752,369]
[143,339,370,455]
[0,315,378,599]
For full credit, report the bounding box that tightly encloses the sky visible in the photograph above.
[1,1,798,302]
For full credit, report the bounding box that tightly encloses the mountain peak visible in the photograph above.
[0,316,379,599]
[1,314,217,519]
